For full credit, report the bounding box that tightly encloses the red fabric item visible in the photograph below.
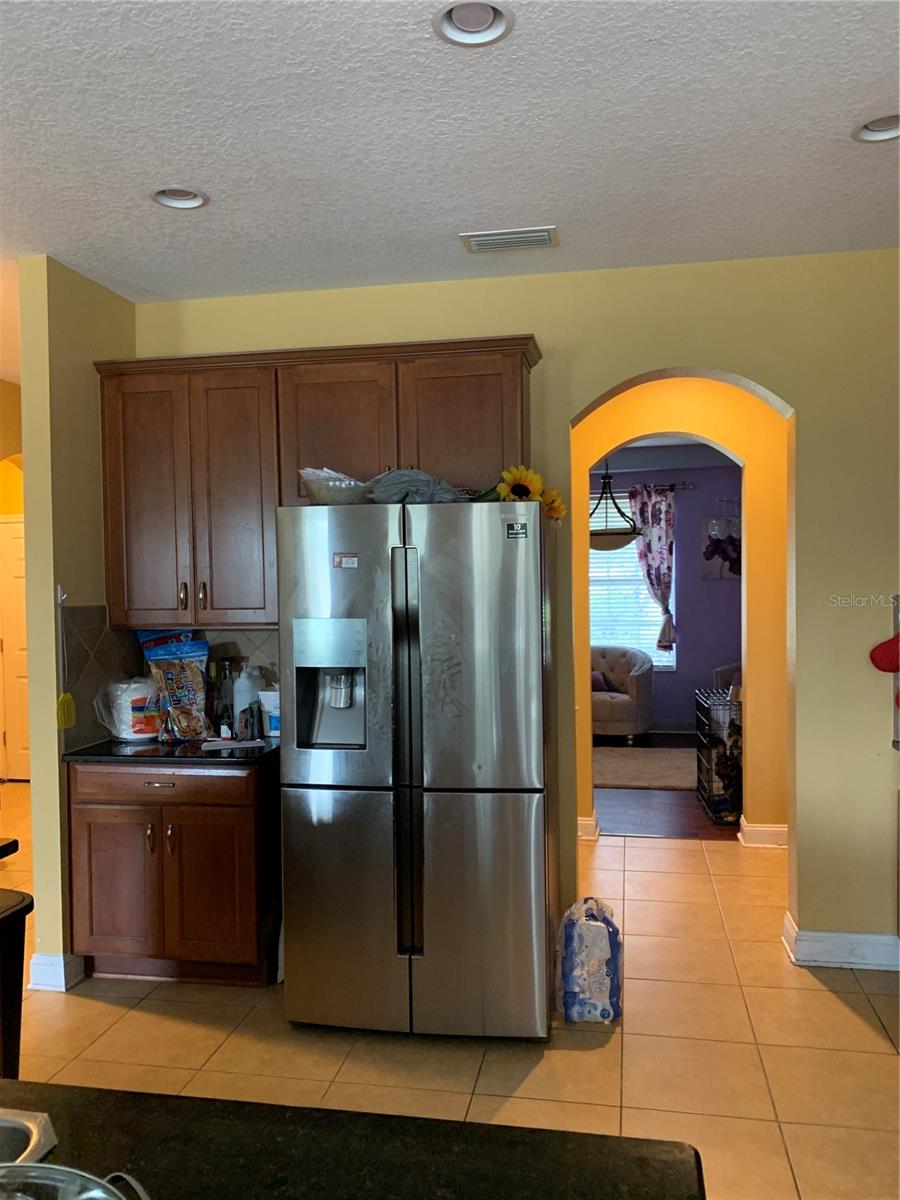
[869,633,900,674]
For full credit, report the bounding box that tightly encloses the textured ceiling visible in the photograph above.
[1,1,897,301]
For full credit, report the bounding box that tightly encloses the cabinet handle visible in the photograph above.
[198,581,208,611]
[145,824,155,854]
[178,582,189,610]
[165,823,176,856]
[143,781,175,789]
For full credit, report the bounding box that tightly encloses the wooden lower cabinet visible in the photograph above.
[162,805,257,964]
[71,804,163,958]
[68,763,279,983]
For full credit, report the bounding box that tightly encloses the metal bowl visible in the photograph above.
[0,1163,150,1200]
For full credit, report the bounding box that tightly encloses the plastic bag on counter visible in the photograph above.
[367,468,465,505]
[299,467,371,506]
[137,629,195,652]
[145,639,213,742]
[93,679,162,741]
[556,898,622,1024]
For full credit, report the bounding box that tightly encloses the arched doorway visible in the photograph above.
[570,370,795,851]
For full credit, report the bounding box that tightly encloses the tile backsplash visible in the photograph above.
[202,629,280,685]
[61,612,281,751]
[62,605,144,751]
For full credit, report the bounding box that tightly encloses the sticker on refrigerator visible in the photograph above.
[332,553,359,569]
[506,522,528,540]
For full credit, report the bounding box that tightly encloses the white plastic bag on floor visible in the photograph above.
[556,898,622,1023]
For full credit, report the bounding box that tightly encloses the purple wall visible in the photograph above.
[591,465,742,729]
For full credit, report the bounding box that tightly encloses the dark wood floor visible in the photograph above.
[594,731,696,749]
[595,788,738,840]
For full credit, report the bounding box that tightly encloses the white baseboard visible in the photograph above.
[783,911,900,971]
[28,953,85,993]
[578,814,600,842]
[738,816,788,847]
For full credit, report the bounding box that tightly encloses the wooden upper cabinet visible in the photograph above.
[97,337,539,627]
[102,373,193,627]
[277,362,398,504]
[398,353,525,492]
[190,368,278,623]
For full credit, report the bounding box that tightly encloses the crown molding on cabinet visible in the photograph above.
[95,334,543,376]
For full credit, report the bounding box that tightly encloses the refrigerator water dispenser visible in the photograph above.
[293,618,367,749]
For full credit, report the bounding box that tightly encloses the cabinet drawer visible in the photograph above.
[70,764,255,807]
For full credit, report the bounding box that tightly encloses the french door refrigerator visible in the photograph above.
[277,500,549,1038]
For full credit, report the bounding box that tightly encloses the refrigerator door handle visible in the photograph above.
[405,547,424,956]
[391,547,411,787]
[395,788,424,957]
[410,788,424,955]
[405,547,423,788]
[394,787,414,955]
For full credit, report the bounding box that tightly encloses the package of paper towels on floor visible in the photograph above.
[556,898,622,1023]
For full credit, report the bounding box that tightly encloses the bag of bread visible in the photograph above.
[145,639,212,742]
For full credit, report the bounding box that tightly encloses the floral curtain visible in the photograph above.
[628,484,676,651]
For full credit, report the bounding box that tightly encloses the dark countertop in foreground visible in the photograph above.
[62,739,280,766]
[0,1081,705,1200]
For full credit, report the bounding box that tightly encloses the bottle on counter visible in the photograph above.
[233,664,265,740]
[216,658,235,738]
[205,660,219,728]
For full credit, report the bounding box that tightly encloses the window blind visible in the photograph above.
[589,491,676,668]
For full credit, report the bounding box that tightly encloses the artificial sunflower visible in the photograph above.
[497,464,545,501]
[541,487,568,522]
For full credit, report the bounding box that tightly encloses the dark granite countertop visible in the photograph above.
[0,1081,704,1200]
[62,739,280,767]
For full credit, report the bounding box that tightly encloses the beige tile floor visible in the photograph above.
[7,782,900,1200]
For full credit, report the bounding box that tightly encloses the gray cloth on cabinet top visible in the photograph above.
[368,469,465,504]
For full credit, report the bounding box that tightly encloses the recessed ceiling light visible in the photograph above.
[851,114,899,143]
[433,2,513,47]
[152,187,209,209]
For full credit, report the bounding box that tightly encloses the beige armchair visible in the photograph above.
[591,646,654,743]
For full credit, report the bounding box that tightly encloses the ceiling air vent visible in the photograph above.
[459,226,559,253]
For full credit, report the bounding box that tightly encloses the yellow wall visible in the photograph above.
[570,374,794,838]
[0,457,24,514]
[0,259,20,384]
[0,379,22,462]
[137,249,899,936]
[19,256,134,964]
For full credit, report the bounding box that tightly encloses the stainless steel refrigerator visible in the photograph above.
[277,500,550,1038]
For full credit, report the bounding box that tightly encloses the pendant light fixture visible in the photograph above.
[589,461,640,551]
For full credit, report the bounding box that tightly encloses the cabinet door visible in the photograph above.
[162,805,257,963]
[102,373,193,627]
[71,805,163,957]
[277,362,398,505]
[398,353,524,492]
[189,368,278,624]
